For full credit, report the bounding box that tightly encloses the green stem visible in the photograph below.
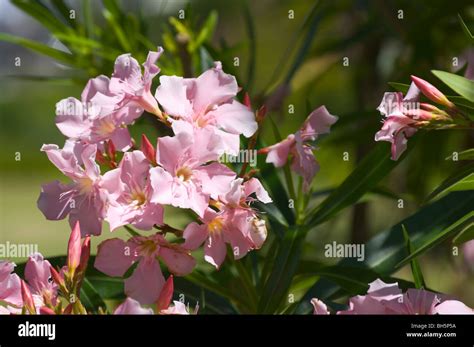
[124,225,141,237]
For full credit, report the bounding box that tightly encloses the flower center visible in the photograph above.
[77,178,93,194]
[139,239,158,257]
[176,166,193,181]
[95,118,116,136]
[130,190,147,207]
[207,217,224,234]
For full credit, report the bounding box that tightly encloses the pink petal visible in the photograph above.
[194,162,236,199]
[193,62,238,113]
[204,234,227,268]
[302,105,338,139]
[24,253,54,296]
[266,136,294,168]
[110,127,132,152]
[114,297,153,314]
[210,100,257,138]
[125,259,165,305]
[37,180,75,221]
[311,298,330,315]
[435,300,474,315]
[55,97,91,139]
[183,222,209,250]
[155,76,194,118]
[159,247,196,276]
[94,238,136,277]
[244,178,272,203]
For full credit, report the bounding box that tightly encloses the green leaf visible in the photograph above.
[258,226,306,313]
[11,0,74,35]
[388,82,410,93]
[425,162,474,202]
[458,14,474,41]
[173,277,237,314]
[189,11,217,52]
[432,70,474,102]
[296,191,474,313]
[402,225,426,289]
[103,9,131,52]
[80,278,107,313]
[242,0,256,92]
[452,222,474,245]
[0,33,76,65]
[445,149,474,161]
[396,210,474,267]
[307,142,410,228]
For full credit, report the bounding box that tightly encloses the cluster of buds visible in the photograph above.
[375,75,472,160]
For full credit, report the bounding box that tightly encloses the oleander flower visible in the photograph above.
[94,233,195,304]
[37,141,108,236]
[262,106,338,191]
[149,127,236,218]
[375,82,421,160]
[0,261,22,312]
[155,62,257,155]
[312,279,473,315]
[55,49,163,151]
[183,177,271,268]
[101,150,164,231]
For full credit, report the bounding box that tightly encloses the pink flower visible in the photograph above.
[155,62,257,155]
[55,49,163,151]
[263,106,338,191]
[0,261,22,311]
[312,279,473,315]
[101,150,164,231]
[37,141,108,236]
[149,128,236,218]
[25,253,58,307]
[94,233,195,304]
[183,178,271,268]
[311,298,330,315]
[375,83,421,160]
[114,297,154,314]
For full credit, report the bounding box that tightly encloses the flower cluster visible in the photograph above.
[375,75,470,160]
[33,47,336,309]
[312,279,473,315]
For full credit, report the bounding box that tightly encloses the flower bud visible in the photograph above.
[411,75,454,108]
[141,134,156,165]
[157,275,174,312]
[21,280,36,314]
[39,306,55,315]
[67,222,82,276]
[250,218,267,249]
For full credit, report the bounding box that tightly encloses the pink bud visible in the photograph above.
[141,134,156,165]
[50,266,65,287]
[21,280,35,313]
[256,105,267,122]
[67,222,82,273]
[95,150,107,166]
[39,306,55,315]
[243,92,252,109]
[157,275,174,311]
[106,140,116,163]
[411,75,454,108]
[78,236,91,274]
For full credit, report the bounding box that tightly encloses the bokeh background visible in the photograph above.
[0,0,473,305]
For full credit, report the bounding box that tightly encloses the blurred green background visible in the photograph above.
[0,0,472,305]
